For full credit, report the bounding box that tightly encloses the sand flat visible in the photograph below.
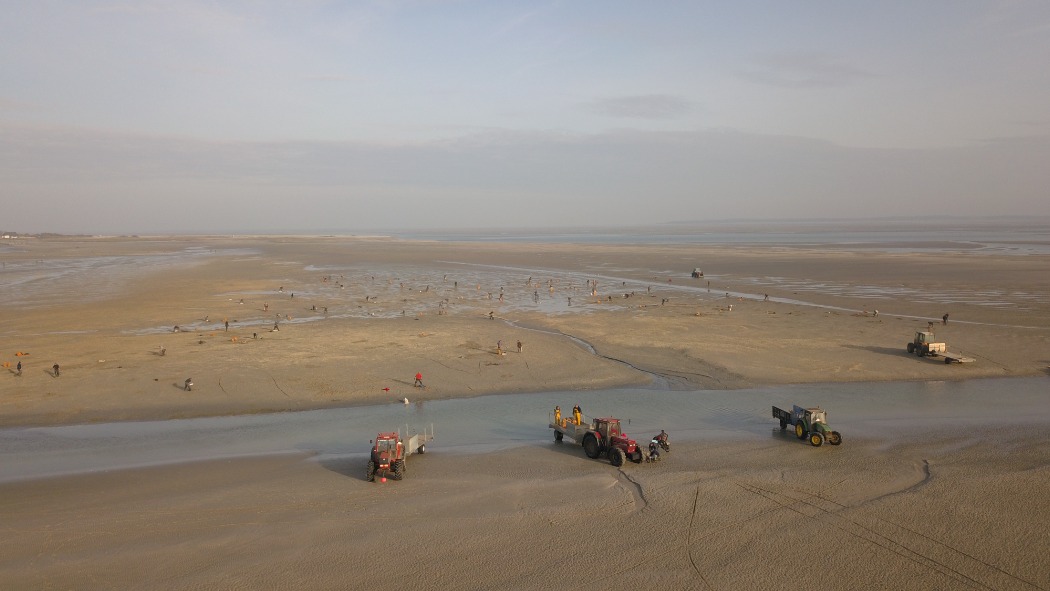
[1,234,1048,589]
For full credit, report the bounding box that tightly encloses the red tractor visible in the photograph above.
[550,413,643,466]
[367,432,407,481]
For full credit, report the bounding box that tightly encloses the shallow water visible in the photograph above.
[1,376,1046,483]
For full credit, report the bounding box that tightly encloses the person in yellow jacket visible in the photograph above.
[572,405,582,425]
[554,406,562,426]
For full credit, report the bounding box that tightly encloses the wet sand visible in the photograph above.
[1,234,1049,589]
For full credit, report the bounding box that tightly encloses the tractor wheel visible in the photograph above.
[810,432,824,447]
[779,418,787,430]
[392,460,405,480]
[583,434,600,459]
[795,422,806,440]
[610,447,626,467]
[555,431,563,443]
[944,357,952,365]
[916,348,925,357]
[828,431,842,445]
[630,449,643,463]
[907,343,915,354]
[417,444,426,454]
[366,460,376,482]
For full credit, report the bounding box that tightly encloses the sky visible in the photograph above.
[2,0,1049,235]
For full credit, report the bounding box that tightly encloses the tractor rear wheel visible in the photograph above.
[810,433,824,447]
[392,460,405,480]
[610,447,626,467]
[366,460,376,482]
[555,431,563,443]
[795,422,806,440]
[583,434,600,459]
[828,431,842,445]
[907,343,915,354]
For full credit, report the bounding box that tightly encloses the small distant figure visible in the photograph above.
[942,313,949,325]
[573,404,582,425]
[173,325,181,333]
[263,303,269,311]
[764,294,769,301]
[160,346,166,356]
[414,372,424,388]
[253,333,258,339]
[53,363,60,377]
[224,320,229,332]
[728,304,733,311]
[488,311,494,320]
[272,322,280,331]
[403,397,410,405]
[16,361,22,376]
[873,310,879,317]
[204,315,209,323]
[517,340,523,353]
[184,378,193,391]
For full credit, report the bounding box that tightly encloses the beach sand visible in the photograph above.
[1,235,1048,589]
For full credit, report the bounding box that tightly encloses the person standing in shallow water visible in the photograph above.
[943,313,949,325]
[52,364,60,377]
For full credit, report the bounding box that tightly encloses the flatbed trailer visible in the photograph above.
[935,351,975,364]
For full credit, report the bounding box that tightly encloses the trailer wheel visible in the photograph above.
[610,447,626,467]
[795,422,806,440]
[779,418,787,430]
[366,460,376,482]
[583,434,600,459]
[417,444,426,454]
[810,433,824,447]
[944,357,952,365]
[392,460,404,480]
[907,343,915,354]
[555,431,563,443]
[828,431,842,445]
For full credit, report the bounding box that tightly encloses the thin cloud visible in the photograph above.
[739,52,874,88]
[584,94,693,120]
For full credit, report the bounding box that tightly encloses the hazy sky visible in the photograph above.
[2,1,1048,234]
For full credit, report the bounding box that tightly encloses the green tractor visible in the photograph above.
[772,405,842,447]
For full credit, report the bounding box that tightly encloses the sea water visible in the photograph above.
[1,376,1046,483]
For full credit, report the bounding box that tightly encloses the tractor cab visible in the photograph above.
[372,432,403,467]
[594,418,622,439]
[915,331,935,345]
[806,408,827,426]
[792,405,826,426]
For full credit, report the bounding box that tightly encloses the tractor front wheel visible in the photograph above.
[610,447,626,467]
[366,460,376,482]
[583,434,600,459]
[810,433,824,447]
[795,422,806,440]
[907,343,915,354]
[828,431,842,445]
[392,460,405,480]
